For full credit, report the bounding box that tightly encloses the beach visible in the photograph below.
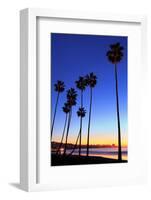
[51,154,128,166]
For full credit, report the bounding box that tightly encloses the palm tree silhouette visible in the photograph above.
[68,106,86,156]
[56,102,71,154]
[106,42,124,161]
[86,73,97,156]
[75,77,87,156]
[51,80,65,138]
[64,88,77,155]
[77,107,86,155]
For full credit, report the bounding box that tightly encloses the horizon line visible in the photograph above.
[51,141,128,148]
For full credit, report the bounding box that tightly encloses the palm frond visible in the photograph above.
[107,42,124,64]
[54,80,65,92]
[77,107,86,118]
[85,72,97,88]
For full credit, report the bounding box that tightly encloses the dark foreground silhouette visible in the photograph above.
[51,154,127,166]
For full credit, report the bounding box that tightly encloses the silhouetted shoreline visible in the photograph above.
[51,154,128,166]
[51,141,125,149]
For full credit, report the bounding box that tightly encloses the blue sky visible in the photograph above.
[51,33,127,145]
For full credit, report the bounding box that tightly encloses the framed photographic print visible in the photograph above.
[20,8,147,191]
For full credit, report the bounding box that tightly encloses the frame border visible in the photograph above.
[20,8,147,191]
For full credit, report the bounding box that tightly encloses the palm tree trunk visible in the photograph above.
[64,109,72,155]
[86,87,92,156]
[114,63,122,161]
[79,118,82,156]
[79,91,83,156]
[51,92,59,138]
[56,114,68,154]
[68,131,80,156]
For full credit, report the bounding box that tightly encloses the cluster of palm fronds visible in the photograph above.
[51,72,97,156]
[51,42,124,161]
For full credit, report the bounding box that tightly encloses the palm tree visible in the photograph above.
[51,80,65,137]
[56,102,71,154]
[64,88,77,155]
[68,107,86,156]
[86,72,97,156]
[77,107,86,155]
[75,77,87,155]
[106,42,124,161]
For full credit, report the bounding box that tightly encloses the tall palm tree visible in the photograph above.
[64,88,77,155]
[68,107,86,156]
[106,42,124,161]
[56,102,71,154]
[51,80,65,137]
[77,107,86,155]
[75,77,87,156]
[86,72,97,156]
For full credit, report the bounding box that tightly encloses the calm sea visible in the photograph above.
[66,147,128,160]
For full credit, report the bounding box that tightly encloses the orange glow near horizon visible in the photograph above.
[52,133,128,147]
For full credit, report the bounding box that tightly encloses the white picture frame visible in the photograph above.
[20,8,147,192]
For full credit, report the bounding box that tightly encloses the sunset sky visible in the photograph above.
[51,33,128,147]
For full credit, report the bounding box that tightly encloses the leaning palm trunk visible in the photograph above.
[86,87,92,156]
[64,109,72,155]
[51,92,59,137]
[68,131,80,156]
[114,63,122,161]
[56,114,68,154]
[79,91,83,156]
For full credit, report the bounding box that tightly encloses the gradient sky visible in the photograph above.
[51,33,128,146]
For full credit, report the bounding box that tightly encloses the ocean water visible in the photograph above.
[66,147,128,160]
